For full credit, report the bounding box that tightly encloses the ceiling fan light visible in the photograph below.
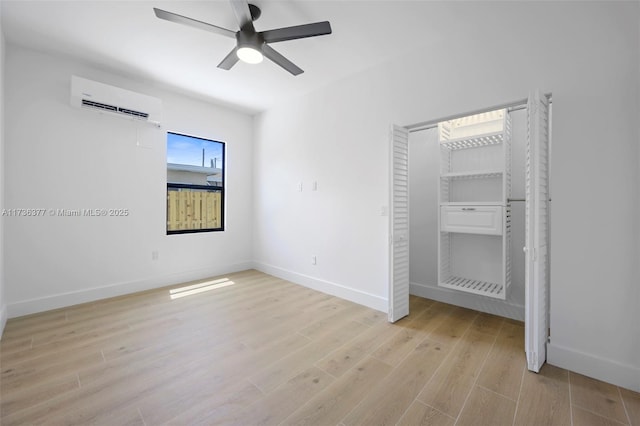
[237,46,263,64]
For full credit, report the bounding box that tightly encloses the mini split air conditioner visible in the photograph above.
[70,75,162,126]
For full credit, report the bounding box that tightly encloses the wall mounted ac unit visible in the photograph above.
[70,75,162,126]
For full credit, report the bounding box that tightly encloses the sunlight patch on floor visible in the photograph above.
[170,278,235,300]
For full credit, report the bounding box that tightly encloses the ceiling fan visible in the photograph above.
[154,0,332,76]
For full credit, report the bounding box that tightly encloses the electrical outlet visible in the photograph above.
[297,181,303,192]
[152,250,159,260]
[311,255,317,265]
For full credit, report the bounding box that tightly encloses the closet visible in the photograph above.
[401,108,523,316]
[437,109,511,300]
[389,91,551,372]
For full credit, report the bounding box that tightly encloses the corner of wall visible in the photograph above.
[0,7,7,339]
[0,306,6,340]
[253,261,388,313]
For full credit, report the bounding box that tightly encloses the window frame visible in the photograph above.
[165,131,225,235]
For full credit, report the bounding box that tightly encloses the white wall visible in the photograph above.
[253,2,639,391]
[408,129,439,297]
[4,45,254,317]
[253,70,392,311]
[0,9,7,336]
[408,109,527,321]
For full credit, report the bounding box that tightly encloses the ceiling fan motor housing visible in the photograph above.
[237,30,264,51]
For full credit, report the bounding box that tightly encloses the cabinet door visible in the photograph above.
[389,125,410,322]
[525,90,550,372]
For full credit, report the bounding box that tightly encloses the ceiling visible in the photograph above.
[1,1,458,113]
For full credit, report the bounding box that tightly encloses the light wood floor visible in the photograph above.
[1,270,638,425]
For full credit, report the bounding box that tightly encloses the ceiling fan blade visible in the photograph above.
[218,47,240,70]
[261,21,332,43]
[154,8,236,38]
[262,44,303,76]
[229,0,255,32]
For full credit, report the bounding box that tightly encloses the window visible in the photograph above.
[166,132,225,234]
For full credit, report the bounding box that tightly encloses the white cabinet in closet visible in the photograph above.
[437,109,511,300]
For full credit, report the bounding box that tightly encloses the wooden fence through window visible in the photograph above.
[167,189,221,231]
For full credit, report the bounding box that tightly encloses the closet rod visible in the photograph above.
[507,198,552,202]
[406,93,551,133]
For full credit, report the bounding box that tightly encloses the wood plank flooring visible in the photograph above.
[1,270,639,425]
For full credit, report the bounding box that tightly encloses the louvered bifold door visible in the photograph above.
[525,90,550,372]
[389,125,410,322]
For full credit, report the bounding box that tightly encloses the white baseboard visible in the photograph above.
[0,304,7,340]
[253,262,387,313]
[410,281,525,321]
[548,342,640,392]
[7,261,254,318]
